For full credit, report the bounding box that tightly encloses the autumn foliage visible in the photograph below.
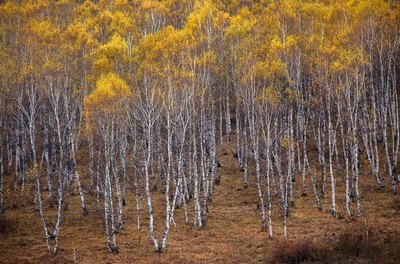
[0,0,400,262]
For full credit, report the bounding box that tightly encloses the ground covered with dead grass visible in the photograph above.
[1,140,400,263]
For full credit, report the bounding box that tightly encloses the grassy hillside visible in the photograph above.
[1,138,400,263]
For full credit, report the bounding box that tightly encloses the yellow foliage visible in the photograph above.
[84,73,132,124]
[284,87,297,103]
[23,20,60,47]
[0,44,16,82]
[18,64,38,84]
[0,2,20,17]
[185,0,226,39]
[135,25,188,80]
[93,33,128,74]
[225,7,255,39]
[269,35,284,56]
[197,51,217,68]
[256,60,286,80]
[42,57,61,73]
[141,0,168,13]
[98,33,127,57]
[353,0,390,20]
[20,0,49,17]
[109,11,137,37]
[330,47,367,73]
[258,86,281,107]
[65,22,98,50]
[93,55,113,74]
[285,35,297,50]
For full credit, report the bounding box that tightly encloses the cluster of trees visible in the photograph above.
[0,0,399,254]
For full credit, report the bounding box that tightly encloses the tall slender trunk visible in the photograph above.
[219,101,224,150]
[248,101,266,230]
[144,124,160,251]
[226,93,231,142]
[192,125,202,227]
[111,148,123,229]
[235,106,242,169]
[265,132,273,239]
[88,136,95,194]
[327,94,336,217]
[120,133,127,206]
[70,131,87,215]
[242,117,248,188]
[338,102,352,219]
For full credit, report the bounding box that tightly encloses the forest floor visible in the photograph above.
[1,138,400,263]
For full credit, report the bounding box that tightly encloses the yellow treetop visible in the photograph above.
[84,72,132,134]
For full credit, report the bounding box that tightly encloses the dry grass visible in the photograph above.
[1,137,400,263]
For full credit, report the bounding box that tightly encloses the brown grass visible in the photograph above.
[1,137,400,263]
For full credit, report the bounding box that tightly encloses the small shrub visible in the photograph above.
[0,217,16,235]
[333,223,400,262]
[393,197,400,215]
[270,239,320,263]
